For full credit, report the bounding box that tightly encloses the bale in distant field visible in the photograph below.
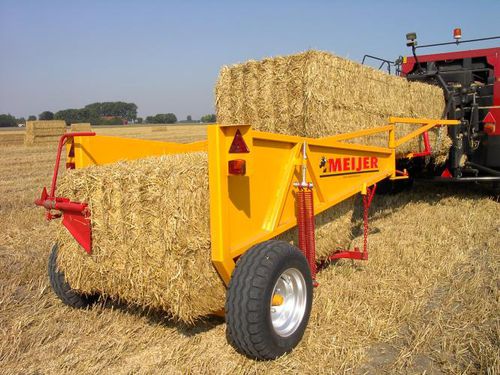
[216,50,447,157]
[24,120,66,146]
[0,132,24,146]
[70,123,92,132]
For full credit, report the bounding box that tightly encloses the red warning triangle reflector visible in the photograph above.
[229,129,249,153]
[483,112,496,124]
[441,168,452,178]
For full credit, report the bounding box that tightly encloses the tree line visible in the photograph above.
[0,101,217,127]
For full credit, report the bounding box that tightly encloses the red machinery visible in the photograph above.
[364,30,500,187]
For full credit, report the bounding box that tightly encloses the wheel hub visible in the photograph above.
[270,268,307,337]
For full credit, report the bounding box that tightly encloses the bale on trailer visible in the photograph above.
[56,51,447,323]
[216,50,447,156]
[57,153,353,323]
[24,120,67,146]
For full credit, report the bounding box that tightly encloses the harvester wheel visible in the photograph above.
[225,240,313,360]
[48,244,97,308]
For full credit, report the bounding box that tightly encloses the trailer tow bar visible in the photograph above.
[35,132,96,254]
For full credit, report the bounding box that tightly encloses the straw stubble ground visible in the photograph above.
[0,126,498,374]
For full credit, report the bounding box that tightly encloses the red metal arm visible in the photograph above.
[49,132,95,197]
[35,132,96,254]
[410,131,432,158]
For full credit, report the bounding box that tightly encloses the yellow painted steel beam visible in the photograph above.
[261,144,302,232]
[389,116,460,126]
[394,122,437,148]
[70,135,207,168]
[321,125,394,142]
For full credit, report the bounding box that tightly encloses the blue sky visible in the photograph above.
[1,0,499,120]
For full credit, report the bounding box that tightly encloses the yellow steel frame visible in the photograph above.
[67,135,207,168]
[67,117,459,286]
[207,117,459,284]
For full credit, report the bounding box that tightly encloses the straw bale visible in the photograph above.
[24,120,66,146]
[70,123,92,132]
[57,152,356,322]
[0,132,24,146]
[26,120,66,132]
[216,50,447,158]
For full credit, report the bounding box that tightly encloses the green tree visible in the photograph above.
[146,113,177,124]
[17,117,26,125]
[136,117,143,124]
[54,108,99,125]
[0,114,17,127]
[164,113,177,123]
[98,117,123,125]
[39,111,54,120]
[28,115,37,121]
[187,115,192,122]
[84,102,137,121]
[201,114,216,123]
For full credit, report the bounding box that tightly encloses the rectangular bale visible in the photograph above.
[25,120,66,146]
[57,151,354,323]
[70,123,92,132]
[215,50,448,157]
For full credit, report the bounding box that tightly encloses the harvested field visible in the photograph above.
[93,124,208,143]
[0,124,208,147]
[0,125,498,374]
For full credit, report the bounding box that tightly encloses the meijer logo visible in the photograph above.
[320,156,379,177]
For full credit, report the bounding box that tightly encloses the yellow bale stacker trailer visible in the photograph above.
[35,117,458,359]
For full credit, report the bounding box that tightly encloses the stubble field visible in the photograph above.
[0,125,498,374]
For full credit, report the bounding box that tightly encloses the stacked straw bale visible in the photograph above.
[70,123,92,132]
[57,153,353,323]
[216,50,447,157]
[57,51,447,323]
[0,132,24,146]
[24,120,66,146]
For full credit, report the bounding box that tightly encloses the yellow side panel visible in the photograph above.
[71,135,207,168]
[209,125,395,284]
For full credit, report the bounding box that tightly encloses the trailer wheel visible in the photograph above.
[48,244,97,308]
[225,240,313,360]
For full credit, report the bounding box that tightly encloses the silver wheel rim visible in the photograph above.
[270,268,307,337]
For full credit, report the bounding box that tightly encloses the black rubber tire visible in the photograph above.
[48,244,97,308]
[225,240,313,360]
